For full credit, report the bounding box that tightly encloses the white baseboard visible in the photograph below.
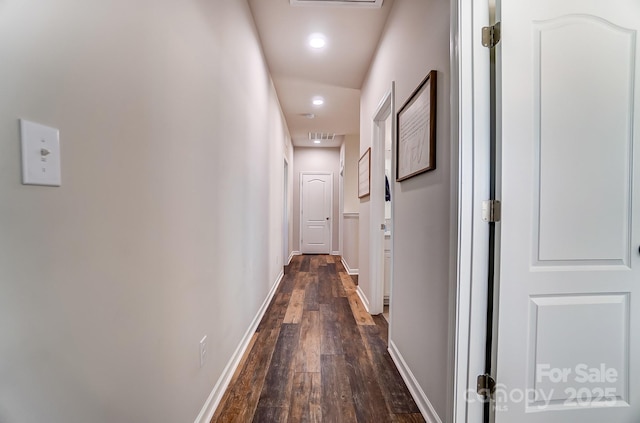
[288,251,301,265]
[331,251,340,256]
[388,340,443,423]
[287,251,301,265]
[194,270,284,423]
[356,285,371,314]
[340,257,359,276]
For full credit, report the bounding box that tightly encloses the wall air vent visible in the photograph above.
[290,0,383,8]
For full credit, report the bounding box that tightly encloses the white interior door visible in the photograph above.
[495,0,640,421]
[300,172,332,254]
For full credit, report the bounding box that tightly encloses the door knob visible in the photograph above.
[326,217,330,220]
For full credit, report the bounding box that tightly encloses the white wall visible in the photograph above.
[342,134,360,272]
[0,1,292,422]
[292,147,341,253]
[343,133,361,213]
[359,0,454,420]
[342,214,360,274]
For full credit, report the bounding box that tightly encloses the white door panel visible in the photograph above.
[533,16,634,266]
[301,173,332,254]
[496,0,639,421]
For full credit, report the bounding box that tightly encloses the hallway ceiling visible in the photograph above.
[248,0,394,148]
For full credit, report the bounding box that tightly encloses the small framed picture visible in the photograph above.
[358,147,371,198]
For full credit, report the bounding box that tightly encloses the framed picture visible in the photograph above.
[358,147,371,198]
[396,70,437,181]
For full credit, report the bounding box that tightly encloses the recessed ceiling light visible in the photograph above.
[308,33,327,49]
[312,97,324,106]
[313,140,321,144]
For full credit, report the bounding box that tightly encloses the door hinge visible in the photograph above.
[477,373,496,399]
[482,200,501,223]
[482,22,501,48]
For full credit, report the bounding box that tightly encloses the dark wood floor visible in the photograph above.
[212,255,425,423]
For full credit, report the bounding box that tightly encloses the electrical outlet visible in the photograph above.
[199,335,207,368]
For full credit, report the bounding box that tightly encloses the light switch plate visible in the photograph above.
[20,119,61,186]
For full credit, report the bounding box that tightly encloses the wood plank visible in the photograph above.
[320,303,343,355]
[226,332,258,387]
[283,288,305,324]
[392,413,428,423]
[257,323,301,408]
[303,275,319,311]
[212,327,280,422]
[372,313,389,346]
[333,274,347,298]
[317,266,333,304]
[340,272,357,292]
[335,297,391,422]
[256,291,291,333]
[279,273,296,295]
[320,354,358,423]
[347,291,376,326]
[289,372,322,423]
[323,261,345,298]
[299,255,310,272]
[361,325,421,414]
[252,406,289,423]
[295,311,321,373]
[309,255,321,272]
[287,255,302,274]
[293,271,308,291]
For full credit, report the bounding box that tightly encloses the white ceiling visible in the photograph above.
[247,0,394,148]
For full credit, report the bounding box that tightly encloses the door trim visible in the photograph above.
[369,84,395,316]
[452,0,492,421]
[299,171,333,254]
[283,157,290,266]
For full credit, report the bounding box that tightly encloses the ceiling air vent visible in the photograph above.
[309,132,336,142]
[290,0,383,8]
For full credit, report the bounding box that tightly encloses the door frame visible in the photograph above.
[452,0,492,421]
[369,84,395,316]
[283,157,290,265]
[299,171,333,254]
[339,152,345,257]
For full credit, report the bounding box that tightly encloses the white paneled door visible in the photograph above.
[495,0,640,421]
[301,172,332,254]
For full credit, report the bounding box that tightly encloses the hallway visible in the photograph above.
[213,255,424,422]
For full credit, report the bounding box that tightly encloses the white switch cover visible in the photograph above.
[20,119,61,186]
